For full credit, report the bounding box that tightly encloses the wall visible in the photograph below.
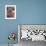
[0,0,46,44]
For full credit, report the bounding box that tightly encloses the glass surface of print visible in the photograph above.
[5,5,16,19]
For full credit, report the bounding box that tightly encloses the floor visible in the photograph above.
[0,44,18,46]
[19,39,46,46]
[0,40,46,46]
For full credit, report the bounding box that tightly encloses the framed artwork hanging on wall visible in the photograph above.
[5,5,16,19]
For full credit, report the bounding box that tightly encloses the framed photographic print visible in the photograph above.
[5,5,16,19]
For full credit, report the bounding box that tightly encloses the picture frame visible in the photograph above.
[5,5,16,19]
[18,24,46,42]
